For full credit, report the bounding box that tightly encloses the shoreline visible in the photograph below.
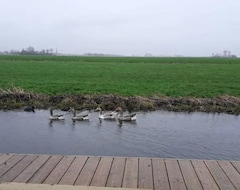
[0,91,239,115]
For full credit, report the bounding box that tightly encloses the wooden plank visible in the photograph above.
[28,155,63,184]
[13,155,50,183]
[74,157,100,186]
[58,156,88,185]
[0,154,13,166]
[0,154,25,178]
[218,161,240,190]
[91,157,113,187]
[231,161,240,174]
[0,182,143,190]
[138,158,153,189]
[0,155,37,182]
[43,155,75,185]
[205,160,235,190]
[106,157,126,188]
[152,158,170,190]
[178,160,203,190]
[191,160,219,190]
[122,157,138,189]
[165,159,187,190]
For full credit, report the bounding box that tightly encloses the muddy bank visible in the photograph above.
[0,90,240,115]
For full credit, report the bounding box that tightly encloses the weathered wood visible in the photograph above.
[59,156,88,185]
[0,155,37,182]
[91,157,113,187]
[191,160,219,190]
[178,160,203,190]
[106,157,126,188]
[165,159,187,190]
[205,160,235,190]
[1,153,240,190]
[13,155,50,183]
[43,156,75,184]
[74,157,100,186]
[122,157,138,189]
[0,154,13,166]
[28,155,63,184]
[152,158,170,190]
[231,161,240,174]
[218,161,240,190]
[0,154,25,178]
[138,158,153,189]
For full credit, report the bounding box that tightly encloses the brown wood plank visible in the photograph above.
[0,155,37,182]
[28,155,63,184]
[218,161,240,190]
[205,160,235,190]
[178,160,203,190]
[106,157,126,188]
[152,158,170,190]
[231,161,240,174]
[43,155,75,185]
[13,155,50,183]
[58,156,88,185]
[0,154,13,166]
[122,157,138,189]
[0,154,25,178]
[90,157,113,187]
[74,157,100,186]
[138,158,153,189]
[191,160,219,190]
[165,159,187,190]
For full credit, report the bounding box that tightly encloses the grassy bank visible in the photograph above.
[1,55,240,97]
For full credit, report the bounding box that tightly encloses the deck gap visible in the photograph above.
[104,157,114,187]
[89,157,101,186]
[164,159,171,189]
[120,157,127,188]
[217,161,238,190]
[0,154,26,179]
[203,160,221,190]
[57,156,76,184]
[150,159,155,190]
[26,155,52,183]
[11,155,39,182]
[230,161,240,175]
[73,156,89,185]
[42,155,64,184]
[177,159,188,190]
[190,160,204,190]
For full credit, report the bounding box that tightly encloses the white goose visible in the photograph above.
[115,107,137,121]
[72,108,89,121]
[95,107,117,120]
[49,107,65,120]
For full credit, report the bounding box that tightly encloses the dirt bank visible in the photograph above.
[0,89,239,115]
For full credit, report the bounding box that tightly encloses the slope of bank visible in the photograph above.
[1,88,239,115]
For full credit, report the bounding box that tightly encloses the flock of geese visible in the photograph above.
[48,106,137,122]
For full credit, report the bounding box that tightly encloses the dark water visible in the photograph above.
[0,110,239,160]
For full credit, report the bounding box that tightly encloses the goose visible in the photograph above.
[72,108,89,121]
[24,106,35,112]
[115,107,137,121]
[95,107,117,120]
[49,107,65,120]
[61,107,71,112]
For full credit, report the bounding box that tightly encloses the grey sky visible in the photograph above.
[0,0,240,56]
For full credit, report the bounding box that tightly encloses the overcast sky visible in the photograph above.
[0,0,240,56]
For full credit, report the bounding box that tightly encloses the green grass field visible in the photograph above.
[0,55,240,97]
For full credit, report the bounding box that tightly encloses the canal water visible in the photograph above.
[0,110,239,160]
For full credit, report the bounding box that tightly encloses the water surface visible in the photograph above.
[0,110,239,160]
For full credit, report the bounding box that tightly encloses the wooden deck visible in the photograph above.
[0,153,240,190]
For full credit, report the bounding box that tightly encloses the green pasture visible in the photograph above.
[0,55,240,97]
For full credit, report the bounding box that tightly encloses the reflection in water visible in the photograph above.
[0,110,240,160]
